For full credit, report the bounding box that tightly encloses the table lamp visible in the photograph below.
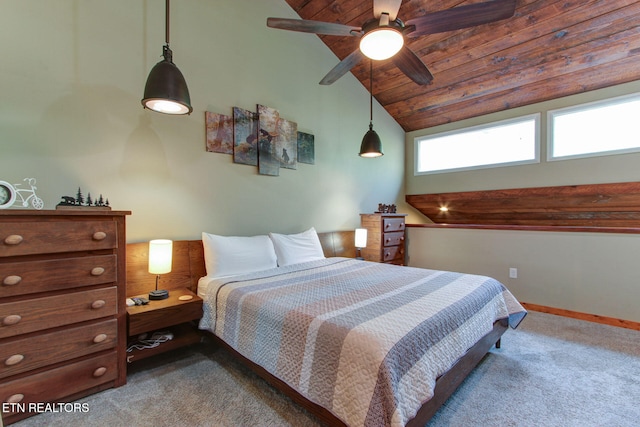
[355,228,367,260]
[148,239,172,300]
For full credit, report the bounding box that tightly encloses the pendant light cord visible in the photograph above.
[165,0,170,46]
[369,60,373,126]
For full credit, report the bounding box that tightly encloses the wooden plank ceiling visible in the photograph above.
[282,0,640,132]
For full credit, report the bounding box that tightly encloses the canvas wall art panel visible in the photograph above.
[233,107,258,166]
[205,111,233,154]
[276,119,298,170]
[297,132,315,164]
[258,104,280,176]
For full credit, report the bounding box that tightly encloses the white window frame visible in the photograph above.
[414,114,540,175]
[547,93,640,161]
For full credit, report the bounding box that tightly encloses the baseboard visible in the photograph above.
[522,302,640,331]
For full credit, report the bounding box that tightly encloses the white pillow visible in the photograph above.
[201,232,278,278]
[269,227,325,267]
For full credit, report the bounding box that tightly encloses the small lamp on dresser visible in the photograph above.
[148,239,172,300]
[355,228,368,260]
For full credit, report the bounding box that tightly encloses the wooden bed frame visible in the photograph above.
[126,231,507,426]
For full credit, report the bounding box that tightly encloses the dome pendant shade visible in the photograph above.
[359,123,384,157]
[142,45,192,115]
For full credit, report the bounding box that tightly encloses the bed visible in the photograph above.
[192,228,526,427]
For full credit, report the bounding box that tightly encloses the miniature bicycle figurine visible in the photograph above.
[0,178,44,210]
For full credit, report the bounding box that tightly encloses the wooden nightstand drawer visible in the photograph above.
[0,351,117,418]
[0,255,117,298]
[128,289,203,336]
[0,220,117,257]
[0,318,117,379]
[0,287,117,339]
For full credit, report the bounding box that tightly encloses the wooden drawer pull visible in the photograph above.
[93,367,107,377]
[91,300,106,309]
[92,231,107,241]
[2,314,22,326]
[91,267,105,276]
[4,235,23,245]
[3,275,22,286]
[93,333,108,343]
[5,354,24,366]
[7,393,24,404]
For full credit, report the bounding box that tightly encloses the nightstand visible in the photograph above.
[126,288,203,364]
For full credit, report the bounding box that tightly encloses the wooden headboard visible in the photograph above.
[125,230,355,297]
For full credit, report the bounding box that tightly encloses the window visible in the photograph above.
[414,114,539,175]
[548,93,640,161]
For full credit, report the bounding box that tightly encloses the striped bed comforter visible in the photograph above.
[199,258,526,427]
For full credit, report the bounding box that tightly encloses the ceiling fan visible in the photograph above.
[267,0,517,85]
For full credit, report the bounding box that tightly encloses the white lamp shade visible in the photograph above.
[148,239,173,275]
[355,228,368,248]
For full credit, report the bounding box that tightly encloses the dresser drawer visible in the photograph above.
[0,351,117,417]
[383,217,405,232]
[0,287,117,339]
[382,246,404,263]
[382,231,405,247]
[0,318,117,380]
[0,255,117,298]
[0,221,117,257]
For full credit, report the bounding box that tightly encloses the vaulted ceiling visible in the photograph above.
[281,0,640,132]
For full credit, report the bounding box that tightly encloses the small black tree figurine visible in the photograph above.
[75,187,84,206]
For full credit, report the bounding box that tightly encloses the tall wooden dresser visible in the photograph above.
[0,210,130,424]
[360,213,407,265]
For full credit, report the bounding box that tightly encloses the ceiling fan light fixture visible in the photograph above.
[360,27,404,60]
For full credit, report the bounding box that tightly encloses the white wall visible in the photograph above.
[0,0,407,241]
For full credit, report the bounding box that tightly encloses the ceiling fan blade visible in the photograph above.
[406,0,516,37]
[392,46,434,85]
[320,49,365,85]
[373,0,403,21]
[267,18,360,37]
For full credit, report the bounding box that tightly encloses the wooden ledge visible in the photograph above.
[406,223,640,234]
[406,182,640,229]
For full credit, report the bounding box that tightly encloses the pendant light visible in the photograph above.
[142,0,192,115]
[359,61,384,158]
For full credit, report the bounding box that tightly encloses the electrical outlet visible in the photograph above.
[509,267,518,279]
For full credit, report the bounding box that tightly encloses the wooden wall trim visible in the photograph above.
[522,302,640,331]
[406,182,640,229]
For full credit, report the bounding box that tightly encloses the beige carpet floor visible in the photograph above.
[9,311,640,426]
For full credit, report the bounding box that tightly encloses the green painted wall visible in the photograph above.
[0,0,406,241]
